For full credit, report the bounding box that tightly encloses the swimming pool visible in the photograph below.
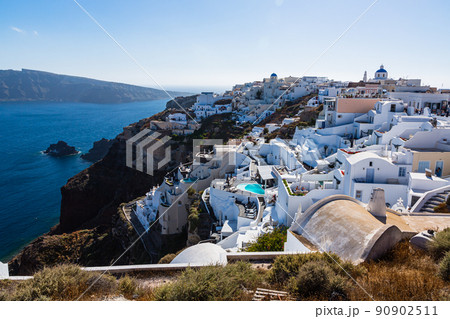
[182,177,198,183]
[237,183,265,195]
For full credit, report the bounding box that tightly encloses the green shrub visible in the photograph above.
[5,265,116,301]
[289,260,348,300]
[282,179,305,196]
[438,251,450,281]
[429,228,450,260]
[188,212,200,231]
[246,226,287,252]
[187,187,196,197]
[158,253,177,264]
[154,262,263,301]
[268,252,363,284]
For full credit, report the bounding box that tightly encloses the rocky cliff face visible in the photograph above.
[8,94,271,275]
[8,207,151,276]
[9,108,192,275]
[80,138,114,162]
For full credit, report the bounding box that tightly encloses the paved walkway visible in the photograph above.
[122,205,161,263]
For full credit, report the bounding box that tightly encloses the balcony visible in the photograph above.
[353,178,399,184]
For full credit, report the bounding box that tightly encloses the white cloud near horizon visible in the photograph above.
[10,27,39,36]
[10,26,25,34]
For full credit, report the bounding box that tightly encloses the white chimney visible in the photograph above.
[367,188,386,218]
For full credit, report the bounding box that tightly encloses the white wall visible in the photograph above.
[210,186,258,224]
[389,92,449,110]
[197,92,215,105]
[351,182,408,206]
[404,129,450,151]
[275,179,304,226]
[0,262,8,279]
[344,155,409,195]
[284,231,311,253]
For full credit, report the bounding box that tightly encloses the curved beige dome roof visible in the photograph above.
[290,195,404,263]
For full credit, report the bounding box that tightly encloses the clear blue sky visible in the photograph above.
[1,0,449,92]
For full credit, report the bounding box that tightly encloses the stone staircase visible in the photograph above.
[420,190,450,213]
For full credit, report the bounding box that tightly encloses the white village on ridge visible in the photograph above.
[127,64,450,266]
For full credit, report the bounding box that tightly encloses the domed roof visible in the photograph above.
[271,73,277,77]
[170,243,228,266]
[289,195,410,263]
[376,65,387,73]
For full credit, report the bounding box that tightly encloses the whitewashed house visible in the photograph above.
[192,92,232,120]
[340,151,410,207]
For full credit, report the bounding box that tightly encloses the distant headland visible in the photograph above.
[0,69,189,104]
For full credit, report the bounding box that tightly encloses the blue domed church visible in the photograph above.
[374,65,388,80]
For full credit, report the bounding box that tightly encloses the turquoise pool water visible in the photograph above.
[237,183,265,195]
[182,177,198,183]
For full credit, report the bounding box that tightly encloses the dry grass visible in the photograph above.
[434,202,450,214]
[439,252,450,281]
[2,240,449,301]
[153,262,266,301]
[268,242,449,301]
[0,265,158,301]
[0,265,117,301]
[157,253,177,264]
[349,241,450,301]
[268,252,364,286]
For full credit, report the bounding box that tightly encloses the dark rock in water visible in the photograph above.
[81,138,114,162]
[44,141,78,157]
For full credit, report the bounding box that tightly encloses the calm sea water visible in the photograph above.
[0,99,168,262]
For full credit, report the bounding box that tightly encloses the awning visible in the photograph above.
[257,165,276,180]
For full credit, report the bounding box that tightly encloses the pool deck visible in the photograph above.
[211,179,265,197]
[235,182,265,195]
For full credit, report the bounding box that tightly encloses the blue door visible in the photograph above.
[435,161,443,177]
[366,168,375,183]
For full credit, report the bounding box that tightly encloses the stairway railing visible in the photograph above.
[410,185,450,213]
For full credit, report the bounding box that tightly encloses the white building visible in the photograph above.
[388,92,449,115]
[341,151,410,207]
[167,113,187,125]
[374,65,388,80]
[192,92,232,120]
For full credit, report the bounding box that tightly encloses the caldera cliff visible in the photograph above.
[9,99,195,275]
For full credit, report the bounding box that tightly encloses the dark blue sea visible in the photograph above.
[0,99,168,262]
